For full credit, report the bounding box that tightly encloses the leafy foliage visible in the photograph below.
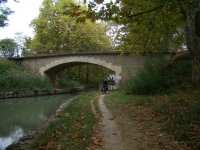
[0,0,13,27]
[123,54,192,95]
[57,64,114,88]
[69,0,186,54]
[67,0,200,86]
[165,53,192,88]
[0,38,19,57]
[0,60,52,92]
[123,57,167,95]
[30,0,112,55]
[21,36,32,56]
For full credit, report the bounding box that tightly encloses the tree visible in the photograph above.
[57,64,114,88]
[74,0,200,87]
[13,32,33,56]
[30,0,112,55]
[86,1,185,52]
[21,36,32,56]
[180,0,200,87]
[0,0,14,27]
[0,38,19,57]
[29,0,114,88]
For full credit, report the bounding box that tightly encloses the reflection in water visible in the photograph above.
[0,127,23,150]
[0,93,76,149]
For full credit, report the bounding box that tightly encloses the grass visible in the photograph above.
[30,91,98,150]
[151,90,200,143]
[93,92,101,115]
[0,60,52,92]
[104,90,200,149]
[104,53,200,149]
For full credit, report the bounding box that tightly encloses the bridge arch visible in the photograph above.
[39,56,122,86]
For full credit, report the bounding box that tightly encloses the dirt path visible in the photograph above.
[98,95,124,150]
[98,94,190,150]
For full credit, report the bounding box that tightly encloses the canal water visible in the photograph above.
[0,93,77,150]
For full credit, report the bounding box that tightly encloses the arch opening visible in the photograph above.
[39,57,122,88]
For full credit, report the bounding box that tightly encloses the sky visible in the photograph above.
[0,0,112,40]
[0,0,44,40]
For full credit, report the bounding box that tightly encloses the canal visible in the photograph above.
[0,93,78,150]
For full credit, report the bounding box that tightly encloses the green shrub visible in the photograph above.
[165,54,192,88]
[0,60,53,92]
[123,54,192,95]
[123,57,167,95]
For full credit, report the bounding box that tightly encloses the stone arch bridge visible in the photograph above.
[9,52,166,87]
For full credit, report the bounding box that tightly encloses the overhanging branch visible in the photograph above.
[127,4,164,18]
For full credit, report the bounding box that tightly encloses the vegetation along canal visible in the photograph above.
[0,93,81,150]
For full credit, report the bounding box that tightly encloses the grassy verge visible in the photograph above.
[30,92,98,150]
[93,93,101,116]
[0,60,52,92]
[104,90,200,149]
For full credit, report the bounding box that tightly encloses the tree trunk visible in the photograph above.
[182,0,200,87]
[192,56,200,86]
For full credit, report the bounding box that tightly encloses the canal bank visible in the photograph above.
[6,96,76,150]
[0,87,84,99]
[0,92,84,150]
[15,92,99,150]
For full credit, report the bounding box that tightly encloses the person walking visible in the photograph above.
[102,79,108,94]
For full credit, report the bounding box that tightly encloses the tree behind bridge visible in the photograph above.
[29,0,112,55]
[79,0,200,87]
[0,38,19,57]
